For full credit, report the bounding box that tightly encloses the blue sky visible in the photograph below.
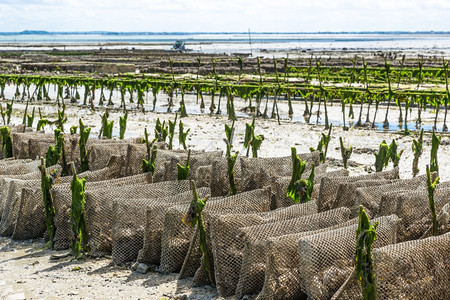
[0,0,449,32]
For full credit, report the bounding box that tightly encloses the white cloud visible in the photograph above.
[0,0,448,32]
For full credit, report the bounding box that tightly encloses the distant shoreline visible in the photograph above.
[1,31,450,35]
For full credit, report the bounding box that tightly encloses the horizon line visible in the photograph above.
[0,30,449,35]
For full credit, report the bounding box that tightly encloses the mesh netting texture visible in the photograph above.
[85,180,192,256]
[51,171,152,250]
[136,188,213,267]
[373,232,449,300]
[163,151,223,182]
[210,157,242,197]
[240,151,321,193]
[297,215,399,300]
[209,200,318,297]
[317,167,399,212]
[158,187,273,275]
[352,173,437,219]
[256,218,359,300]
[12,187,46,240]
[0,159,41,175]
[234,207,352,298]
[396,186,450,242]
[124,145,204,179]
[273,168,349,209]
[111,187,210,265]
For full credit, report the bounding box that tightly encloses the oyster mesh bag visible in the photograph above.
[234,207,352,298]
[0,160,41,175]
[317,167,399,212]
[273,168,349,209]
[188,202,328,288]
[12,187,46,240]
[0,164,62,218]
[87,142,130,172]
[297,215,399,300]
[209,200,318,297]
[256,218,359,300]
[0,166,65,237]
[124,145,201,179]
[373,232,449,300]
[111,187,210,265]
[240,151,320,192]
[396,186,450,242]
[352,173,435,218]
[51,171,152,250]
[85,180,191,256]
[210,157,242,197]
[136,188,212,267]
[158,188,272,275]
[163,151,223,182]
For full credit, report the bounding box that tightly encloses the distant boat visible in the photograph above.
[172,40,186,52]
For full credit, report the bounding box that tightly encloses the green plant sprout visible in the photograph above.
[182,181,214,284]
[374,140,390,172]
[100,111,114,139]
[45,129,63,167]
[26,107,35,127]
[430,130,441,174]
[70,125,78,135]
[69,162,89,259]
[177,149,191,180]
[412,129,424,177]
[355,205,379,300]
[310,124,332,163]
[5,100,13,125]
[154,118,168,142]
[226,142,238,195]
[426,165,440,236]
[119,111,128,140]
[0,126,13,158]
[39,157,58,250]
[339,137,353,169]
[79,119,91,172]
[142,144,157,175]
[179,121,190,150]
[57,107,67,132]
[168,113,178,150]
[244,116,265,158]
[287,147,306,202]
[388,140,403,168]
[224,120,235,145]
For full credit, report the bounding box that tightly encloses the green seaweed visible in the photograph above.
[374,140,390,172]
[39,158,58,250]
[0,126,13,158]
[182,181,214,284]
[412,129,424,177]
[430,130,441,174]
[79,119,91,172]
[355,206,378,300]
[426,165,440,236]
[310,124,332,163]
[226,143,238,195]
[177,149,191,180]
[69,163,89,259]
[388,139,403,168]
[179,121,190,150]
[168,113,178,150]
[119,111,128,140]
[101,111,114,139]
[339,136,353,169]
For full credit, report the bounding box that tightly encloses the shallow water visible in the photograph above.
[1,32,450,56]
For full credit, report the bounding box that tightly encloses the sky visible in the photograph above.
[0,0,449,32]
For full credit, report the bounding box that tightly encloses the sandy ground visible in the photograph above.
[0,88,449,299]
